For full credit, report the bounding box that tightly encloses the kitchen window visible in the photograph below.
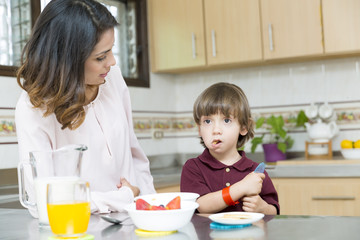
[0,0,40,76]
[0,0,149,88]
[99,0,149,87]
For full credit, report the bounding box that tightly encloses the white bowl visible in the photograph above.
[341,149,360,159]
[125,200,199,231]
[134,192,199,205]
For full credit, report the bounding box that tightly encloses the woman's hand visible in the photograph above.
[117,177,140,197]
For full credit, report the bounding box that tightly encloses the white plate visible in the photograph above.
[209,212,264,225]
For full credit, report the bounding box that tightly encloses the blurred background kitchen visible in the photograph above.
[1,0,360,216]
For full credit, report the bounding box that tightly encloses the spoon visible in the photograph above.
[101,215,123,225]
[254,162,265,173]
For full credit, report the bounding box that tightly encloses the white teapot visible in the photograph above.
[305,119,339,142]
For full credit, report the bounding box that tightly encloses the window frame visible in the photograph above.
[0,0,40,77]
[0,0,149,88]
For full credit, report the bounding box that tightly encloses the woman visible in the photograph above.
[15,0,155,216]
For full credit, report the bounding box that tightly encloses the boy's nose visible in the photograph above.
[212,123,222,134]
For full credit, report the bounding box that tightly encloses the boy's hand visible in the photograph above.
[242,195,267,212]
[240,172,265,196]
[242,194,278,215]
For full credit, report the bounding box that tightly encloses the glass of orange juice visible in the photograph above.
[47,179,91,239]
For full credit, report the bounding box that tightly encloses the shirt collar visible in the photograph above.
[198,148,255,171]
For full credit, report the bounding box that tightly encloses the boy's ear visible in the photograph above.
[197,125,201,136]
[240,127,248,136]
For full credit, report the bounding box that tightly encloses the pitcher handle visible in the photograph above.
[17,162,36,210]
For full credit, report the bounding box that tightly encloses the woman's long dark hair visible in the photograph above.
[17,0,118,130]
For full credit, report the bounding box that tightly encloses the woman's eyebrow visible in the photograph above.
[94,49,111,56]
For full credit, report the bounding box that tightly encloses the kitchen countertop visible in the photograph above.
[151,166,182,189]
[2,208,360,239]
[152,158,360,188]
[266,158,360,178]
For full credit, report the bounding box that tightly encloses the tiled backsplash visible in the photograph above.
[132,56,360,157]
[133,102,360,138]
[1,57,360,168]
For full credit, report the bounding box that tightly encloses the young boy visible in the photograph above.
[181,82,279,215]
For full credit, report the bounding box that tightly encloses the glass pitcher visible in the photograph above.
[17,144,87,227]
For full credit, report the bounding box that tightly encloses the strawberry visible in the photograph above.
[136,198,151,210]
[166,196,181,210]
[151,205,166,210]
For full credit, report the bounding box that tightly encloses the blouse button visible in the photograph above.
[226,182,230,187]
[226,168,230,172]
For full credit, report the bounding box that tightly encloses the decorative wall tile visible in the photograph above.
[133,117,152,133]
[337,108,360,124]
[172,117,196,131]
[133,115,196,136]
[0,117,16,137]
[335,108,360,130]
[153,118,172,131]
[0,109,17,144]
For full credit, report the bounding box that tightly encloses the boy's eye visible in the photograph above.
[224,118,231,123]
[204,119,211,124]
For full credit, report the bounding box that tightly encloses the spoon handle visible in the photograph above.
[101,215,122,225]
[254,162,265,173]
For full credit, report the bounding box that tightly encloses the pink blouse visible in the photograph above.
[15,66,155,216]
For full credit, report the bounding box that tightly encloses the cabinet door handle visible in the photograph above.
[268,24,274,52]
[312,196,356,200]
[211,30,216,57]
[191,33,196,59]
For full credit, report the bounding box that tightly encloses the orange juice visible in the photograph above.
[47,201,90,236]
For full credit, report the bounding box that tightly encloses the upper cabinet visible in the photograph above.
[260,0,323,60]
[322,0,360,54]
[147,0,206,72]
[148,0,262,72]
[204,0,262,66]
[147,0,360,73]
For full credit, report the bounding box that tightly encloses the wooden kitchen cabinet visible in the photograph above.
[260,0,323,60]
[203,0,262,66]
[147,0,206,72]
[272,178,360,216]
[148,0,360,73]
[322,0,360,54]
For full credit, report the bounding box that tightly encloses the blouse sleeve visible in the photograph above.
[117,68,156,196]
[15,92,55,218]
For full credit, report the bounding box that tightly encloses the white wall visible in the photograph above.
[0,76,22,107]
[172,57,360,112]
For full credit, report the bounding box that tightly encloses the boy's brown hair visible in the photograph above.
[193,82,254,148]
